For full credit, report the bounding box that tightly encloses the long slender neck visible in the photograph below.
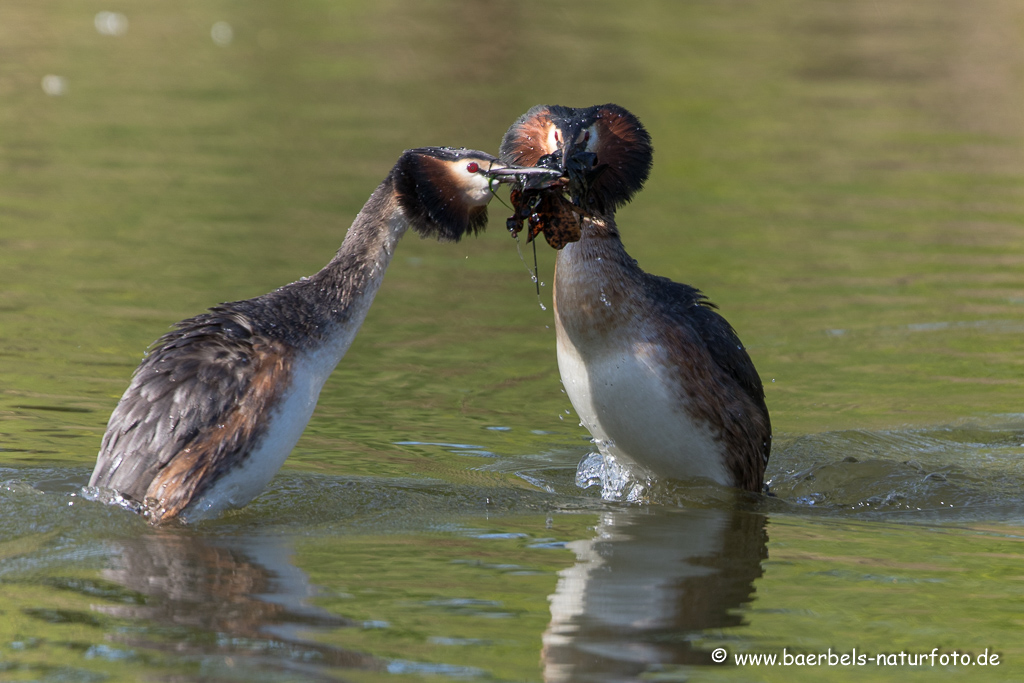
[554,217,647,340]
[555,215,630,268]
[247,177,410,358]
[309,179,408,326]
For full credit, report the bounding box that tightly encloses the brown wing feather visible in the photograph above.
[647,277,771,491]
[144,341,291,523]
[91,307,294,522]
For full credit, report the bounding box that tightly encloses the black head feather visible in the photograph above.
[392,147,499,242]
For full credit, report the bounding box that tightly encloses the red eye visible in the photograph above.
[466,162,480,173]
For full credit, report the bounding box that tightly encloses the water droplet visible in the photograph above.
[94,11,128,36]
[41,75,67,96]
[211,21,234,46]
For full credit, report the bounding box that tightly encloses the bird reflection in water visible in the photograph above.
[94,532,382,679]
[542,506,767,681]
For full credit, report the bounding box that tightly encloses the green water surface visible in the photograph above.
[2,0,1024,681]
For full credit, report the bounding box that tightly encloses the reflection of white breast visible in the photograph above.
[550,510,726,626]
[555,327,730,487]
[543,509,730,682]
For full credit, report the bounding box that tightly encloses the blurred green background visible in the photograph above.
[1,1,1024,681]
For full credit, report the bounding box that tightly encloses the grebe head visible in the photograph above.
[394,146,550,242]
[498,104,653,218]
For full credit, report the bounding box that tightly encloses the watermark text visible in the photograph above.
[711,647,1000,667]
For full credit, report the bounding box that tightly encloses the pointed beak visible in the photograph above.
[554,130,605,206]
[485,164,566,189]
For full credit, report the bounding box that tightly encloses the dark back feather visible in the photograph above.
[646,276,771,489]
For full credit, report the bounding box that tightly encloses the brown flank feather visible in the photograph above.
[144,342,292,523]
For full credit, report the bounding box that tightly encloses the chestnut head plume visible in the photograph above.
[499,104,653,216]
[392,147,504,242]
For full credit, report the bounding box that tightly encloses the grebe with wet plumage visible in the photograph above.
[500,104,771,492]
[88,147,541,523]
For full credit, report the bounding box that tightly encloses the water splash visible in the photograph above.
[575,451,653,503]
[80,485,146,515]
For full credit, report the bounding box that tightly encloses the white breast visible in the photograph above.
[556,332,731,487]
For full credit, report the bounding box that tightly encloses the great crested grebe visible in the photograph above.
[500,104,771,492]
[89,147,546,524]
